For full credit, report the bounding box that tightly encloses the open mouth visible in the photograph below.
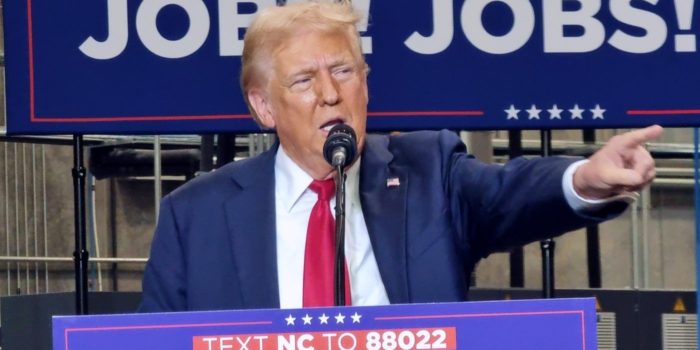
[320,119,344,131]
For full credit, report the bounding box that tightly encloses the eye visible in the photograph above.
[333,66,354,78]
[290,77,312,91]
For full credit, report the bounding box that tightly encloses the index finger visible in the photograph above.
[618,125,663,148]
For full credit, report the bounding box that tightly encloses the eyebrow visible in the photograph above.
[287,56,354,77]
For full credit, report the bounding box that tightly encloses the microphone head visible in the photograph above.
[323,124,357,166]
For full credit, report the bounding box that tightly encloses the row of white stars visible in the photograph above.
[285,312,362,326]
[505,104,606,120]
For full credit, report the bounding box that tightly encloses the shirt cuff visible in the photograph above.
[562,159,638,212]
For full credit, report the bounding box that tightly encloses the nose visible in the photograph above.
[316,70,340,106]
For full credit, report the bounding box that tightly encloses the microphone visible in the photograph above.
[323,124,357,167]
[322,123,356,306]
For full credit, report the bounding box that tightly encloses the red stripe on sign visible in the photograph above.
[192,327,457,350]
[375,310,587,350]
[31,111,484,123]
[627,109,700,115]
[32,114,252,122]
[368,110,484,117]
[27,0,36,120]
[64,321,272,350]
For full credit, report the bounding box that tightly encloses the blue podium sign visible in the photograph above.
[6,0,699,134]
[53,298,596,350]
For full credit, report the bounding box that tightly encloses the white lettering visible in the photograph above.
[136,0,210,58]
[608,0,667,53]
[405,0,453,54]
[236,335,251,350]
[353,0,373,54]
[338,333,357,350]
[218,0,274,56]
[79,0,128,59]
[277,335,295,350]
[253,335,268,350]
[200,337,217,350]
[220,336,234,350]
[297,334,313,350]
[543,0,605,52]
[461,0,535,54]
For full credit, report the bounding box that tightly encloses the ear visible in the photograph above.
[248,88,276,129]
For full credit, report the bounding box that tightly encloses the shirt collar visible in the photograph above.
[275,145,362,213]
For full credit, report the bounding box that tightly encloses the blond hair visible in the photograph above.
[240,0,366,124]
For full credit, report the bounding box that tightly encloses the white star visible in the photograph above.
[334,313,346,324]
[590,104,606,119]
[526,104,541,120]
[351,312,362,323]
[505,105,520,120]
[547,104,563,120]
[285,314,296,326]
[302,314,313,325]
[569,104,584,119]
[318,313,329,325]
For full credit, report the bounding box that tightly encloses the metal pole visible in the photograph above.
[109,179,118,291]
[32,145,38,293]
[641,186,651,288]
[4,142,9,295]
[693,127,699,346]
[154,136,162,220]
[215,133,236,168]
[508,130,524,287]
[72,135,89,314]
[582,130,601,288]
[200,135,215,172]
[23,145,29,293]
[631,197,641,289]
[42,146,49,292]
[14,143,20,294]
[334,169,347,306]
[540,130,555,298]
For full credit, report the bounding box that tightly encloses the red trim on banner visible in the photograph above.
[375,310,587,350]
[368,111,484,116]
[27,0,35,120]
[29,111,483,123]
[33,114,253,122]
[23,1,483,125]
[628,109,700,115]
[373,309,582,320]
[64,321,273,350]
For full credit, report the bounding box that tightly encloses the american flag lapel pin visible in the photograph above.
[386,177,400,188]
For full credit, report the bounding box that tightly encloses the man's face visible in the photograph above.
[248,29,368,180]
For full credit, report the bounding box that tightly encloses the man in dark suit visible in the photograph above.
[139,0,661,312]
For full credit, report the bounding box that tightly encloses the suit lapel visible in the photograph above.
[360,135,409,304]
[224,146,280,309]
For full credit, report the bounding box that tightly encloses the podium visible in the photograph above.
[53,298,596,349]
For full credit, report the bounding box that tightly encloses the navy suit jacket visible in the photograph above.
[139,130,620,312]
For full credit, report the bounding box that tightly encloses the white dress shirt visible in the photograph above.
[275,146,390,309]
[275,147,614,309]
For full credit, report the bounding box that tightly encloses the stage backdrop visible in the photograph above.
[4,0,700,134]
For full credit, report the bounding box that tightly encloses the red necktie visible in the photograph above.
[303,179,351,307]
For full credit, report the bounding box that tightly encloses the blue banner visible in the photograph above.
[53,298,596,350]
[4,0,700,134]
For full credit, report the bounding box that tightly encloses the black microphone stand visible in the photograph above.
[540,129,556,298]
[333,165,347,306]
